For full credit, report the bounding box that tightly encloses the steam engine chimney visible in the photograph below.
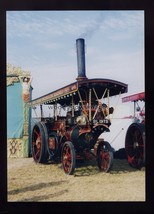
[76,38,88,81]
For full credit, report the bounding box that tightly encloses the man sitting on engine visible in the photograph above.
[94,99,114,120]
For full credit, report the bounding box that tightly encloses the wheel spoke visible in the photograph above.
[35,149,41,159]
[33,129,40,138]
[33,129,42,159]
[100,151,110,170]
[65,146,70,156]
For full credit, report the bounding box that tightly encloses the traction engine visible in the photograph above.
[122,92,145,169]
[29,38,128,175]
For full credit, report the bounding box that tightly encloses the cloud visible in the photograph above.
[7,12,64,38]
[7,11,144,100]
[6,11,102,40]
[100,11,144,41]
[7,10,144,47]
[7,12,74,39]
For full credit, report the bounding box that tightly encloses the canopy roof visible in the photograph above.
[122,92,145,103]
[29,78,128,107]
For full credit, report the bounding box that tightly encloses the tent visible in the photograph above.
[7,64,33,157]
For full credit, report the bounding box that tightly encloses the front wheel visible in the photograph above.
[96,141,113,172]
[61,141,76,175]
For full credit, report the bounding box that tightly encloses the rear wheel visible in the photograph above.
[97,141,113,172]
[125,123,145,169]
[32,122,48,163]
[61,141,76,175]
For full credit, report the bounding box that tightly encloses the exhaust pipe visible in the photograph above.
[76,38,88,81]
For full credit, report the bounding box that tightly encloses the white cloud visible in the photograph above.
[7,11,144,100]
[99,11,144,41]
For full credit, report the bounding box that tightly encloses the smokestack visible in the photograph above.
[76,38,88,81]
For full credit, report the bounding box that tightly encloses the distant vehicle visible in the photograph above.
[29,38,128,175]
[122,92,145,169]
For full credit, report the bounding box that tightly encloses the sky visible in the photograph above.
[7,10,144,117]
[6,10,145,149]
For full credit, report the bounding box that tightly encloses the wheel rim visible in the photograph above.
[62,143,75,174]
[32,126,42,162]
[97,145,111,172]
[126,125,144,168]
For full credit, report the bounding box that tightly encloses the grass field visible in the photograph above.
[7,157,145,202]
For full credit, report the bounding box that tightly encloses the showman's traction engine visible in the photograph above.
[29,38,128,175]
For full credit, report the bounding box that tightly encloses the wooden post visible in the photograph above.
[107,89,110,119]
[40,104,43,118]
[72,95,74,117]
[89,89,92,121]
